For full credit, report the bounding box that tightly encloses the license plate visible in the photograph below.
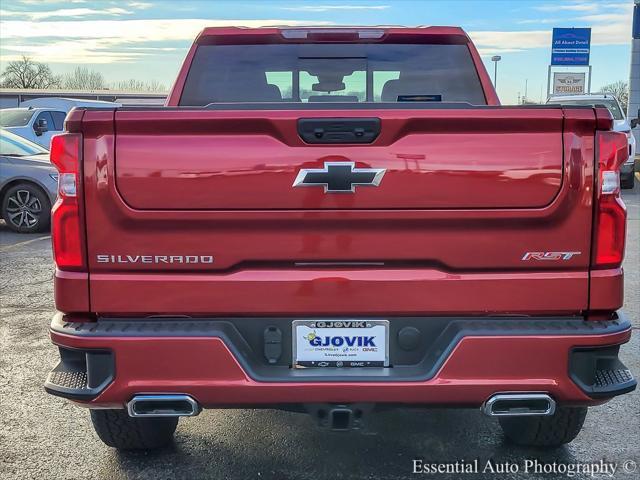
[292,320,389,368]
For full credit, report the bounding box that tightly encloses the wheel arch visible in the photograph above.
[1,177,53,204]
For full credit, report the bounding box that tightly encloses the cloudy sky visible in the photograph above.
[0,0,634,104]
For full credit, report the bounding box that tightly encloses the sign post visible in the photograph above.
[547,28,591,98]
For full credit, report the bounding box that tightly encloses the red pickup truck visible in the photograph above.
[45,26,635,450]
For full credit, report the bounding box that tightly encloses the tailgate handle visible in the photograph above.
[298,118,380,144]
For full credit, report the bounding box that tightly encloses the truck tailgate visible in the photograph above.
[80,107,595,316]
[114,109,563,210]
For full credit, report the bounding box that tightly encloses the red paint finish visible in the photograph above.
[50,328,631,408]
[76,108,598,316]
[589,268,624,311]
[54,270,89,313]
[114,110,564,210]
[48,28,632,411]
[89,269,587,316]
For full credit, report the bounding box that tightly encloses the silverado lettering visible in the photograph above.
[44,26,635,451]
[96,254,214,264]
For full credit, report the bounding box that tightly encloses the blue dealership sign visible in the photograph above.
[551,28,591,65]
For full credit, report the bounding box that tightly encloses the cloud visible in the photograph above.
[0,18,333,64]
[576,12,631,23]
[476,0,632,56]
[0,8,132,20]
[534,2,600,12]
[125,47,180,52]
[471,22,630,57]
[16,0,86,3]
[0,18,332,41]
[127,2,152,9]
[517,18,563,25]
[524,1,631,26]
[0,10,25,17]
[469,30,551,56]
[1,39,145,64]
[281,5,390,12]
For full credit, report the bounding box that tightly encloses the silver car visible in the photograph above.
[0,129,58,233]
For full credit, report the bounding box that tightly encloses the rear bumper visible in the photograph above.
[46,312,636,409]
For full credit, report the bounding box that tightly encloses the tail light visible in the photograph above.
[50,133,85,270]
[592,131,628,269]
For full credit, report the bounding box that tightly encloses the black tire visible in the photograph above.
[621,173,635,190]
[498,406,587,447]
[1,183,51,233]
[90,409,178,450]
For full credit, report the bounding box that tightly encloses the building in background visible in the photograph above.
[0,89,167,109]
[630,0,640,149]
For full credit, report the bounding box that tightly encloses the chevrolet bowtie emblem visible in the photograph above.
[292,162,386,193]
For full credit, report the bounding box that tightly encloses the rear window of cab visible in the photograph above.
[179,43,487,106]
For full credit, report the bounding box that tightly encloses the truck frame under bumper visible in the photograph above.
[45,312,636,409]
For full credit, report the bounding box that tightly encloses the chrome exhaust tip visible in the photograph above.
[127,394,200,418]
[482,393,556,417]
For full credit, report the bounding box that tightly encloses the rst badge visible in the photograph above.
[293,161,385,193]
[522,251,581,261]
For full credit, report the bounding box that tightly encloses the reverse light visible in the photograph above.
[601,171,619,195]
[593,131,628,269]
[50,133,85,270]
[58,173,77,196]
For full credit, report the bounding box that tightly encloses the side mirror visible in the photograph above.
[34,118,48,136]
[631,118,639,129]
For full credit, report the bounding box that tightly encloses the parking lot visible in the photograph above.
[0,184,638,480]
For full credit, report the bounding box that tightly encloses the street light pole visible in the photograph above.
[491,55,502,89]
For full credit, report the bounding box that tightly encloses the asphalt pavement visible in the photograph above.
[0,184,638,480]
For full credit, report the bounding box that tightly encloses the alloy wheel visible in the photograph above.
[6,189,42,229]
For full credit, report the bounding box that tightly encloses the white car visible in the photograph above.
[0,98,120,149]
[547,94,636,189]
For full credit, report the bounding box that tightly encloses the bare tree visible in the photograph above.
[145,79,167,92]
[0,56,167,93]
[0,56,61,89]
[62,67,106,90]
[112,78,166,92]
[601,80,629,112]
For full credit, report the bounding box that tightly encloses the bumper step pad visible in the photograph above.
[593,368,635,394]
[594,368,634,388]
[44,347,114,401]
[570,346,637,398]
[48,369,89,391]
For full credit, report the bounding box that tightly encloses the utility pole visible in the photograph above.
[491,55,501,89]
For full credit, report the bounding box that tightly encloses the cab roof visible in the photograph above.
[196,26,471,44]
